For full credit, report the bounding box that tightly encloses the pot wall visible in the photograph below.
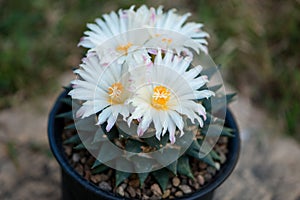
[48,90,240,200]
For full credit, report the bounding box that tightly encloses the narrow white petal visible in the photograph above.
[184,65,203,81]
[96,107,112,125]
[159,111,169,136]
[167,119,176,144]
[106,114,117,132]
[168,110,184,134]
[190,76,209,90]
[194,90,215,99]
[152,112,163,140]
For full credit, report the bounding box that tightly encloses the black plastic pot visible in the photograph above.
[48,90,240,200]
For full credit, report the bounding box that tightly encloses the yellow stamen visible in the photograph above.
[108,82,123,104]
[151,86,171,110]
[162,38,173,45]
[116,42,133,54]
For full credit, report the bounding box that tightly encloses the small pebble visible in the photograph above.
[150,195,160,199]
[116,185,125,196]
[162,189,171,199]
[175,191,183,197]
[98,181,112,191]
[72,153,80,162]
[188,179,194,186]
[207,166,216,175]
[219,137,228,144]
[172,177,180,187]
[204,173,212,182]
[219,144,228,153]
[90,174,102,183]
[124,192,130,198]
[171,187,176,193]
[136,188,141,197]
[197,174,205,185]
[219,152,227,164]
[84,170,91,180]
[75,164,84,176]
[64,146,72,156]
[151,183,162,196]
[145,188,152,196]
[199,162,207,169]
[193,182,200,190]
[142,194,150,199]
[99,174,109,181]
[127,186,136,198]
[80,157,86,164]
[179,185,192,194]
[86,157,94,166]
[107,169,113,177]
[128,179,140,188]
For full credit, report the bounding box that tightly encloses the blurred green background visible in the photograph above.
[1,0,299,140]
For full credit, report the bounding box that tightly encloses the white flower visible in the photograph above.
[68,53,131,132]
[78,6,152,65]
[129,5,157,29]
[72,5,212,141]
[78,6,134,49]
[146,7,209,55]
[128,50,214,143]
[78,5,209,65]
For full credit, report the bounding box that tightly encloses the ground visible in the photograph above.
[0,73,300,200]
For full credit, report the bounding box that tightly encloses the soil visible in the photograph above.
[62,125,229,199]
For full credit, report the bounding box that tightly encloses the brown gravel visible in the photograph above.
[172,177,180,187]
[62,125,229,199]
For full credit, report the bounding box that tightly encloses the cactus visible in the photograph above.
[56,5,236,195]
[58,84,235,191]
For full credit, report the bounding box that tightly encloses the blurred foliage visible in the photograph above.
[0,0,299,140]
[186,0,300,140]
[0,0,144,107]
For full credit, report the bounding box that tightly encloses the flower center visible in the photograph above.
[108,82,123,104]
[116,42,133,54]
[151,86,171,110]
[162,38,173,45]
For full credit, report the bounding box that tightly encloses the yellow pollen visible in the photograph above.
[162,38,173,44]
[108,82,123,104]
[151,86,171,110]
[116,42,133,54]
